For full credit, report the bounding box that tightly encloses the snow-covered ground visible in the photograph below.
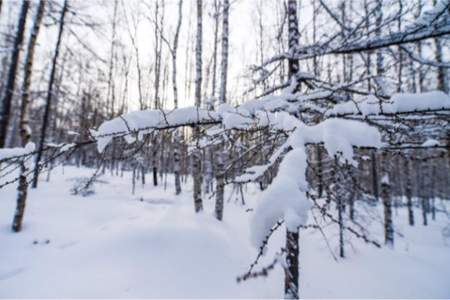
[0,166,449,298]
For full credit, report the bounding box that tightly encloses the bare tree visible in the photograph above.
[0,0,29,148]
[13,0,46,232]
[32,0,69,188]
[433,0,448,93]
[285,0,300,298]
[215,0,230,221]
[193,0,203,212]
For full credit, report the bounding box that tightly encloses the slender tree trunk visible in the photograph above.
[154,0,162,109]
[313,1,323,199]
[32,0,68,188]
[172,0,183,195]
[132,164,136,195]
[285,230,299,299]
[375,0,386,96]
[174,132,182,195]
[153,164,158,186]
[285,1,300,298]
[106,0,118,118]
[214,149,225,220]
[416,0,424,92]
[193,0,203,213]
[0,0,29,148]
[210,0,220,99]
[434,37,448,93]
[219,0,229,105]
[404,158,414,226]
[381,153,394,246]
[338,193,345,257]
[433,0,448,93]
[13,0,46,233]
[397,0,403,92]
[364,0,372,91]
[430,163,436,221]
[316,146,323,198]
[334,157,345,258]
[141,165,145,186]
[214,0,230,220]
[371,151,379,201]
[421,197,428,226]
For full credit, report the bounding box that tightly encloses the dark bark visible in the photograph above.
[214,173,225,220]
[316,145,323,198]
[404,158,414,226]
[284,229,299,299]
[12,0,46,233]
[285,1,300,298]
[32,0,68,188]
[371,151,379,201]
[380,153,394,246]
[13,163,28,232]
[192,0,203,213]
[0,0,29,148]
[153,166,158,186]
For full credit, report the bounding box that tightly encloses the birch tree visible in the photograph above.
[0,0,29,148]
[193,0,203,212]
[12,0,46,232]
[285,1,300,298]
[214,0,230,221]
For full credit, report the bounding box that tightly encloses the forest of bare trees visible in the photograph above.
[0,0,449,298]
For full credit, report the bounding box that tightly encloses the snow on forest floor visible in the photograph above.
[0,166,449,298]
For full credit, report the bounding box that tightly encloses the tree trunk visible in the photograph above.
[210,0,220,99]
[141,165,146,186]
[381,153,394,246]
[106,0,118,118]
[364,0,372,91]
[214,173,225,220]
[214,0,230,219]
[285,229,299,299]
[214,146,225,220]
[171,0,183,195]
[132,165,136,195]
[338,193,345,257]
[404,158,414,226]
[375,0,386,96]
[285,1,300,298]
[174,134,182,195]
[219,0,229,105]
[192,0,203,213]
[316,146,323,198]
[0,0,29,148]
[12,0,46,233]
[421,197,428,226]
[415,0,424,92]
[371,151,379,201]
[397,0,404,92]
[32,0,68,188]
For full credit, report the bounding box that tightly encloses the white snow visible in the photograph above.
[0,166,449,298]
[328,91,450,116]
[250,118,381,248]
[0,142,35,161]
[250,148,311,247]
[59,143,76,153]
[91,107,220,152]
[422,139,440,147]
[300,118,383,164]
